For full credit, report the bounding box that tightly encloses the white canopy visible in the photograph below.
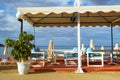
[16,6,120,27]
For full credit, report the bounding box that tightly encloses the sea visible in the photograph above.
[0,46,74,58]
[0,46,112,58]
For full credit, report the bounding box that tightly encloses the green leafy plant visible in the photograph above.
[5,31,35,62]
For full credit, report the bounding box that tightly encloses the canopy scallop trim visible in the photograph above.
[16,6,120,27]
[16,6,120,18]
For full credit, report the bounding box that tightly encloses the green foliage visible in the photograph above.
[5,31,35,62]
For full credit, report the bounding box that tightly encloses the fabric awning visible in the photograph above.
[16,5,120,73]
[16,6,120,27]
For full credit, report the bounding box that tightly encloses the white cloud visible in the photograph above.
[0,10,4,13]
[80,0,120,5]
[0,10,5,17]
[0,0,120,47]
[0,0,70,7]
[0,14,19,31]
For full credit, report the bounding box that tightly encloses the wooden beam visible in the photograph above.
[112,16,120,23]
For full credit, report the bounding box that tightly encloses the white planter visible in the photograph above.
[17,62,30,75]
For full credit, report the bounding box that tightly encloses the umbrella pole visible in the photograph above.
[51,52,59,65]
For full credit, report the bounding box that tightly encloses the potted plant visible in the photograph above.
[5,31,35,75]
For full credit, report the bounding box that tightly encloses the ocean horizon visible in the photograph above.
[0,46,112,58]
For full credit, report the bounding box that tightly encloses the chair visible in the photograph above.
[86,47,104,67]
[64,47,78,66]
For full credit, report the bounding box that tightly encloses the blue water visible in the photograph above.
[0,46,74,58]
[38,46,76,50]
[0,46,112,58]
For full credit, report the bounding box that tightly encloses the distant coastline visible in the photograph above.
[0,43,4,47]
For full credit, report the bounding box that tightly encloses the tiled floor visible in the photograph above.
[30,59,120,72]
[1,59,120,72]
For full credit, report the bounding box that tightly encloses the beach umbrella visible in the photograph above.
[3,45,8,59]
[101,46,105,54]
[114,43,119,50]
[114,43,120,54]
[81,43,86,55]
[47,40,59,64]
[47,40,55,61]
[90,39,95,50]
[101,46,105,50]
[81,43,85,50]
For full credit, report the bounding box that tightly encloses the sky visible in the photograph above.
[0,0,120,49]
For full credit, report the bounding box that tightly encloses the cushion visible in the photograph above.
[31,48,35,52]
[86,48,94,58]
[72,47,78,53]
[86,47,93,52]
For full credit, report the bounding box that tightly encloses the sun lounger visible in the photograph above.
[86,48,104,67]
[64,47,78,66]
[31,51,46,67]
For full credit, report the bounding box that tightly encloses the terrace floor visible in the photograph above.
[1,58,120,73]
[29,59,120,73]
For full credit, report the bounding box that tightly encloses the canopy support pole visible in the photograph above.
[75,13,84,73]
[75,0,84,73]
[109,24,117,65]
[34,27,36,47]
[18,19,23,32]
[111,23,114,63]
